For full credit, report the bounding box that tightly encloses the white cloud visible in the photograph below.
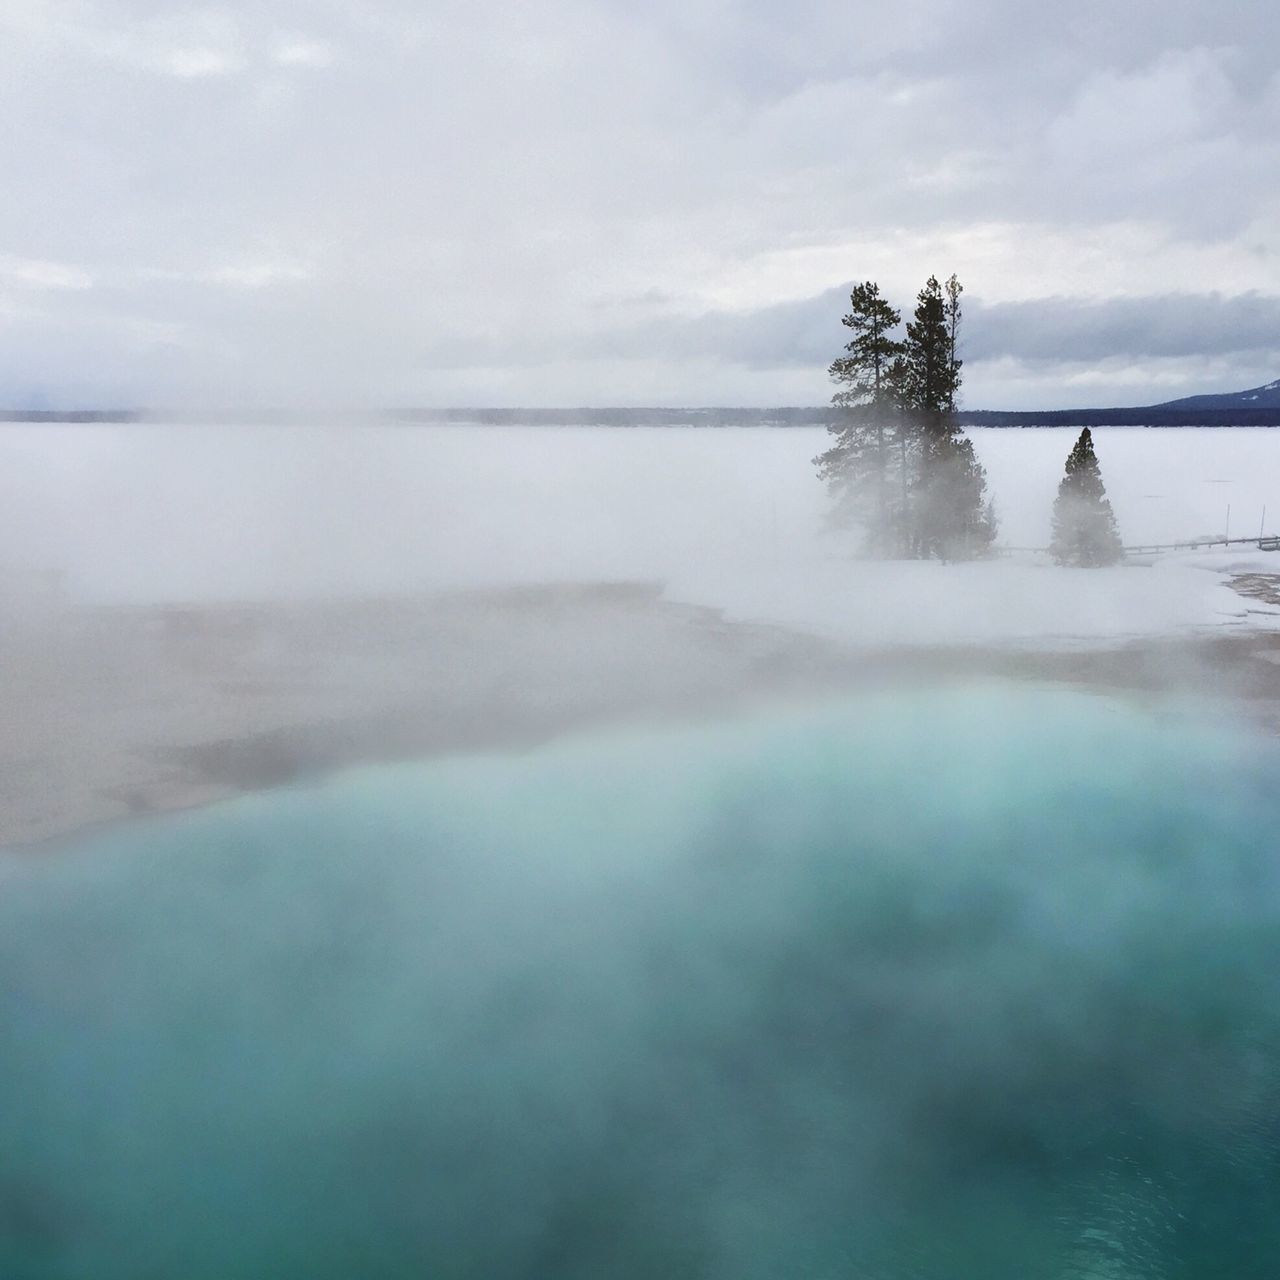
[161,46,243,78]
[272,38,334,69]
[204,261,313,289]
[1049,48,1237,158]
[136,254,318,290]
[0,255,93,291]
[76,10,250,78]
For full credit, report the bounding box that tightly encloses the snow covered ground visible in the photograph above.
[2,422,1278,647]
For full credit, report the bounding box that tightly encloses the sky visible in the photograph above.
[2,0,1279,410]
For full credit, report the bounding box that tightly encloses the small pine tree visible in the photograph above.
[1049,428,1124,566]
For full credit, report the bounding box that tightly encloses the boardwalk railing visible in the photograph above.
[1122,535,1280,555]
[996,535,1280,557]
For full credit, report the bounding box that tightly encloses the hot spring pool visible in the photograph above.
[2,685,1279,1278]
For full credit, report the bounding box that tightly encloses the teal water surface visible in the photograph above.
[2,686,1279,1278]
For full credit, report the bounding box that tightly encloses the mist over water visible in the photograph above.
[3,685,1280,1278]
[4,422,1277,607]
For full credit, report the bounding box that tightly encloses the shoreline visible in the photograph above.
[4,582,1280,856]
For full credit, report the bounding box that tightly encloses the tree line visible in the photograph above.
[816,276,1122,566]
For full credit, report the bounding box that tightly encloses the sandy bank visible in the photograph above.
[3,581,1279,853]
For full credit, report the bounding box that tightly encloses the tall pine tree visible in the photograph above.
[1049,428,1123,566]
[815,273,997,561]
[901,275,956,424]
[813,282,907,552]
[900,275,996,560]
[944,274,963,410]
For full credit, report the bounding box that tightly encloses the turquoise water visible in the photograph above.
[2,686,1279,1278]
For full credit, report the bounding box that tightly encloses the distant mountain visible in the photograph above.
[959,376,1280,427]
[1154,378,1280,411]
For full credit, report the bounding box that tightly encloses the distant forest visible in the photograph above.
[396,406,1280,427]
[5,405,1280,427]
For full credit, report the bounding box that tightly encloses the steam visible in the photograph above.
[1,422,1276,611]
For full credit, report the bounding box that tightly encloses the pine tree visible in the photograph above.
[916,434,998,560]
[900,274,995,560]
[944,274,963,410]
[813,282,907,552]
[1049,428,1124,566]
[815,273,998,561]
[902,275,957,423]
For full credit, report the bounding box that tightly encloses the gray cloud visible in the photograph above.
[1,1,1278,407]
[965,294,1280,364]
[575,287,1280,366]
[554,288,1280,408]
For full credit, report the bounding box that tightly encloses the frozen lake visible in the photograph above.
[3,422,1279,643]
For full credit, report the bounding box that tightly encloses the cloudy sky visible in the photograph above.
[2,0,1279,409]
